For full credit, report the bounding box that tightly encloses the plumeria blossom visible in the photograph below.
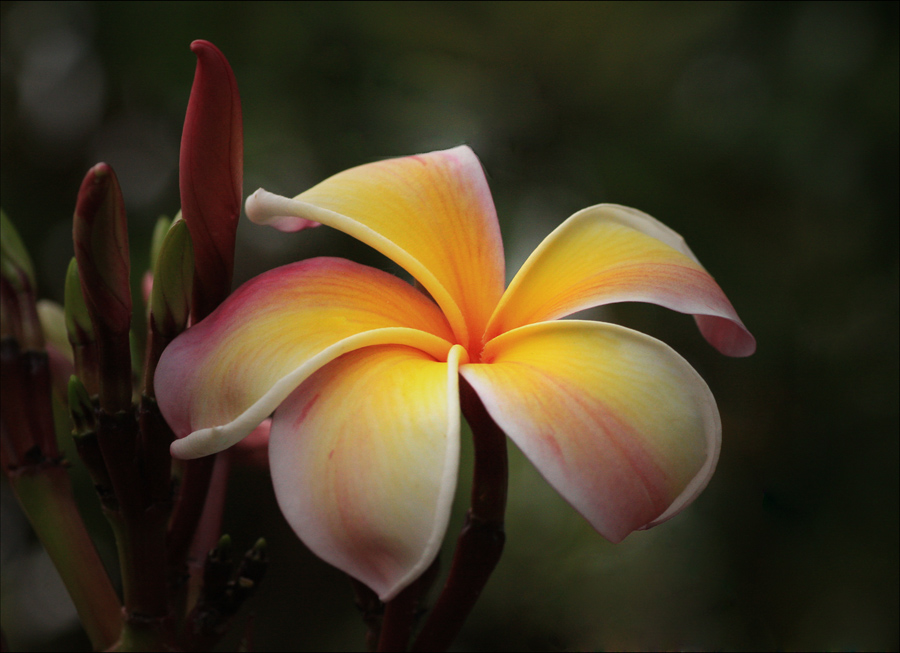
[155,146,754,600]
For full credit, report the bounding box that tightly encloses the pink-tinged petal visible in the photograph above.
[462,320,720,543]
[270,344,465,600]
[485,204,756,357]
[156,258,455,459]
[245,146,505,354]
[180,40,247,319]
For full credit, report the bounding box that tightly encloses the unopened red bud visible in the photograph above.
[180,40,243,321]
[73,163,132,336]
[73,163,133,411]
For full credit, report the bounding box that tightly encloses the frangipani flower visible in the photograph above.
[155,146,754,600]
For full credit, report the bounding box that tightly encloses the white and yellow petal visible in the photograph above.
[270,344,465,600]
[245,146,505,354]
[461,320,720,543]
[485,204,755,357]
[155,257,455,459]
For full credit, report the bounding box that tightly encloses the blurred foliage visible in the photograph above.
[1,1,897,651]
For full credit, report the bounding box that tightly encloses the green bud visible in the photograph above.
[238,537,268,585]
[202,533,235,601]
[211,533,233,560]
[150,218,194,337]
[0,210,36,292]
[149,215,173,272]
[37,300,73,362]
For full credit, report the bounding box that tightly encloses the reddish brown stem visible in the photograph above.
[183,452,232,611]
[411,377,507,652]
[377,557,440,652]
[351,578,383,652]
[138,396,175,511]
[96,409,169,621]
[167,454,217,586]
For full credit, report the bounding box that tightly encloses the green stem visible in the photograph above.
[10,464,122,651]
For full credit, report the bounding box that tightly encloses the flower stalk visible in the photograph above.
[8,464,122,651]
[411,377,508,652]
[167,38,244,605]
[2,214,121,651]
[351,578,384,652]
[378,557,440,652]
[2,39,257,652]
[68,375,117,511]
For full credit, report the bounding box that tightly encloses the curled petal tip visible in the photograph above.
[695,314,756,357]
[487,203,756,360]
[245,189,320,232]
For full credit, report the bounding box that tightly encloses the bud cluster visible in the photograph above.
[1,41,260,652]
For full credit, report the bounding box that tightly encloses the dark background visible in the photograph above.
[1,2,897,650]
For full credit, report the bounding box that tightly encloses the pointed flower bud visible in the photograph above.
[73,163,133,411]
[180,40,243,321]
[73,163,132,336]
[150,218,194,338]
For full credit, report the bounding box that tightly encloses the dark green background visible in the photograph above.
[2,2,897,650]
